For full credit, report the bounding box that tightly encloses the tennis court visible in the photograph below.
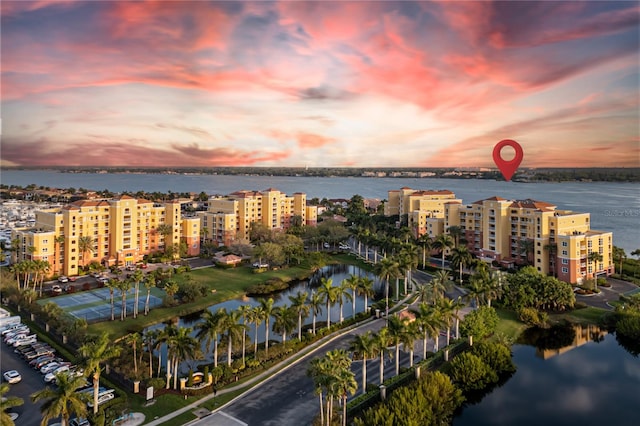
[45,287,165,323]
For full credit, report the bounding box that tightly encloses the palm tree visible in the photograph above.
[375,257,399,321]
[78,235,94,268]
[450,245,473,284]
[117,278,131,320]
[417,234,433,269]
[323,349,352,425]
[307,357,331,426]
[308,291,323,335]
[414,302,440,359]
[334,368,357,426]
[437,297,457,346]
[1,383,23,426]
[317,278,339,329]
[336,280,353,324]
[349,331,377,395]
[373,328,391,384]
[78,332,121,415]
[451,297,466,339]
[399,320,421,367]
[387,315,405,376]
[130,269,144,318]
[258,297,275,356]
[588,251,604,288]
[543,242,558,277]
[237,304,253,366]
[168,327,199,389]
[143,329,160,378]
[54,235,65,275]
[105,279,118,321]
[124,332,141,375]
[155,323,178,383]
[430,270,452,302]
[343,274,360,320]
[289,291,310,340]
[466,273,487,308]
[163,280,179,305]
[249,306,264,354]
[518,238,535,265]
[156,223,173,254]
[143,273,156,315]
[356,276,375,315]
[195,308,226,368]
[272,305,297,344]
[221,309,246,366]
[433,233,454,269]
[447,225,465,248]
[31,373,89,426]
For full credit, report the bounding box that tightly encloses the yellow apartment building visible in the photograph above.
[11,195,194,277]
[197,189,312,246]
[387,188,614,284]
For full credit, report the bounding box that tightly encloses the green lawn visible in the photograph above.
[494,307,528,341]
[550,306,609,325]
[86,258,344,338]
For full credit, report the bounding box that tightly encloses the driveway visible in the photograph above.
[575,277,639,310]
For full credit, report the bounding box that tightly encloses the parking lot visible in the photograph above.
[1,331,47,425]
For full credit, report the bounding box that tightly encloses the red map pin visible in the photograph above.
[493,139,523,182]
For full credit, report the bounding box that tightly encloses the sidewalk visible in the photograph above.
[144,293,415,426]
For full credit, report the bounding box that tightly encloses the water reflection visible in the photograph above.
[519,323,607,359]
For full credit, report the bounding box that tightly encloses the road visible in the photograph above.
[193,269,470,426]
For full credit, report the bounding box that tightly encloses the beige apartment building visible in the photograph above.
[386,188,614,284]
[11,195,198,277]
[197,189,316,246]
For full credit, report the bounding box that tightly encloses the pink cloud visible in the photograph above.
[296,132,336,149]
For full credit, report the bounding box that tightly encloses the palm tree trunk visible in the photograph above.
[265,319,270,355]
[133,343,138,374]
[149,345,153,378]
[227,337,233,366]
[242,328,246,366]
[339,300,344,323]
[213,339,218,368]
[423,333,428,359]
[173,357,179,389]
[446,327,451,346]
[254,325,259,354]
[352,291,357,319]
[364,294,368,314]
[110,292,115,321]
[379,353,384,384]
[395,345,400,376]
[312,313,316,334]
[326,301,331,328]
[362,357,367,395]
[145,289,151,315]
[342,395,347,426]
[92,372,100,415]
[318,393,324,426]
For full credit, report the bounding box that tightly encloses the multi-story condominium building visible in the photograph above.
[11,195,199,277]
[387,188,614,284]
[197,189,315,246]
[384,187,461,238]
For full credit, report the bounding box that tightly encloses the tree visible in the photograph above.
[77,235,94,268]
[447,352,498,393]
[117,278,131,320]
[308,290,324,335]
[336,280,353,324]
[357,276,375,315]
[221,309,245,367]
[143,273,156,315]
[249,306,264,355]
[430,270,452,303]
[289,291,310,341]
[518,238,535,265]
[143,329,160,378]
[272,305,297,345]
[259,297,275,356]
[446,225,465,248]
[417,234,433,269]
[237,304,252,366]
[613,246,627,276]
[163,280,179,305]
[1,383,23,426]
[78,332,121,415]
[373,328,392,384]
[156,223,173,254]
[130,269,144,318]
[450,246,473,285]
[343,274,360,320]
[195,308,226,368]
[437,297,457,346]
[317,278,339,329]
[399,320,421,368]
[460,306,499,339]
[543,242,558,277]
[307,357,330,426]
[387,315,406,376]
[31,373,89,426]
[414,302,441,359]
[125,332,141,376]
[349,331,377,395]
[433,233,454,269]
[375,257,399,321]
[167,327,199,389]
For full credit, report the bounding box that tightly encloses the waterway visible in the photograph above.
[2,170,638,253]
[454,325,639,426]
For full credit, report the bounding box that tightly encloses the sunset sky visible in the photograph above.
[2,0,639,168]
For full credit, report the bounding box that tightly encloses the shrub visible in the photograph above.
[460,306,499,339]
[470,342,516,376]
[447,352,498,393]
[518,307,547,327]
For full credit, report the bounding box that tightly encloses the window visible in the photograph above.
[562,259,569,265]
[562,241,568,247]
[562,267,568,273]
[562,250,568,256]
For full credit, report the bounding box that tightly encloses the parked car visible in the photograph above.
[51,284,63,294]
[69,417,90,426]
[3,370,21,384]
[32,356,58,369]
[58,276,69,283]
[87,392,115,408]
[41,362,69,375]
[44,365,70,382]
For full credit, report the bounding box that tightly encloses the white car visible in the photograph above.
[41,362,68,375]
[58,276,69,283]
[51,284,63,294]
[87,391,115,408]
[3,370,21,384]
[44,365,70,382]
